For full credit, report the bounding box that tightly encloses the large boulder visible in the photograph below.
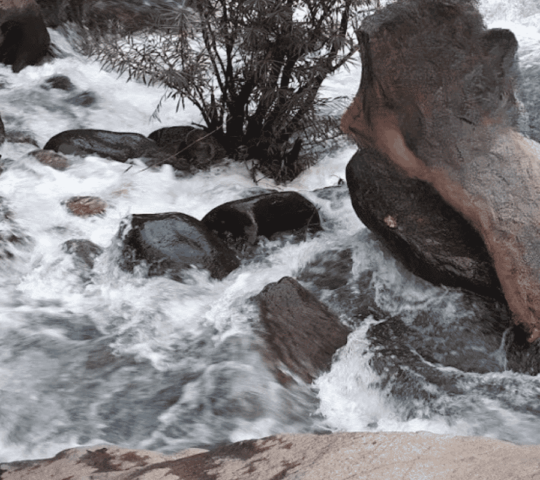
[347,148,502,300]
[43,129,188,170]
[254,277,350,384]
[202,192,321,253]
[0,0,50,72]
[118,212,240,281]
[341,0,540,341]
[5,432,540,479]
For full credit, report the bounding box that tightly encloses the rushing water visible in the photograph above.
[0,0,540,463]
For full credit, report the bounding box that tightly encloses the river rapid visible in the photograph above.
[0,0,539,463]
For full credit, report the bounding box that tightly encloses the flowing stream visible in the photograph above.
[0,0,540,463]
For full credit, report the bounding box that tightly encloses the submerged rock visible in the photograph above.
[202,192,322,253]
[118,212,240,281]
[346,148,502,300]
[64,196,107,217]
[41,74,75,91]
[0,0,50,72]
[62,239,103,269]
[29,149,70,171]
[67,91,96,107]
[254,277,350,384]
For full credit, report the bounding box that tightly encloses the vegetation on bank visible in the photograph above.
[80,0,378,182]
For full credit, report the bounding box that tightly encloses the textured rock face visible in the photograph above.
[342,0,540,341]
[254,277,350,384]
[202,192,321,253]
[0,0,50,72]
[346,148,502,300]
[4,432,540,479]
[118,212,240,281]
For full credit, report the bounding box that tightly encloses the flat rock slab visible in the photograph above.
[4,432,540,479]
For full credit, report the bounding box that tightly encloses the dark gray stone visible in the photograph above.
[118,212,240,281]
[346,148,503,300]
[202,191,321,253]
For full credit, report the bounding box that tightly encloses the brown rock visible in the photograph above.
[65,196,106,217]
[30,149,70,171]
[5,432,540,479]
[341,0,540,341]
[254,277,350,384]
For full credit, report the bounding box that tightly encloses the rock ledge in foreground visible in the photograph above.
[3,431,540,479]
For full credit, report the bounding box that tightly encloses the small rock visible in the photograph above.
[62,239,104,269]
[41,74,75,91]
[29,149,69,171]
[67,91,96,107]
[65,196,107,217]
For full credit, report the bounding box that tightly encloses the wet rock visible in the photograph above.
[202,192,322,253]
[43,129,174,166]
[67,91,96,107]
[346,148,502,300]
[118,212,240,281]
[341,0,540,341]
[148,126,196,153]
[29,149,70,170]
[62,238,103,269]
[64,196,107,217]
[148,126,227,169]
[41,74,75,91]
[0,0,50,72]
[254,276,351,384]
[183,128,227,168]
